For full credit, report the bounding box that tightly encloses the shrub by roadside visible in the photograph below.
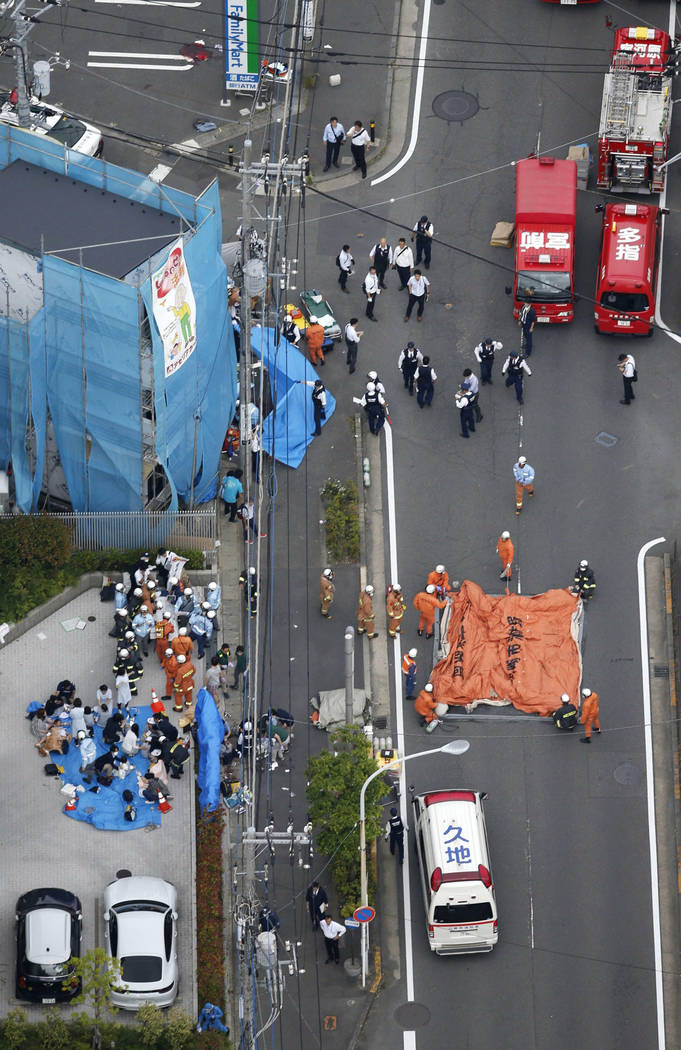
[320,478,360,563]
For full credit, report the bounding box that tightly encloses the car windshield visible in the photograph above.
[599,291,649,312]
[46,115,86,149]
[121,955,163,983]
[113,900,167,914]
[433,902,493,924]
[24,960,73,979]
[517,270,572,302]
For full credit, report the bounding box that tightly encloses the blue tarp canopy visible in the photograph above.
[250,327,336,468]
[194,687,225,811]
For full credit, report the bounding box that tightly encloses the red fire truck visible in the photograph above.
[593,203,659,335]
[511,156,577,324]
[597,27,676,193]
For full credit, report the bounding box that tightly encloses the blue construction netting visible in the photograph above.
[250,326,336,468]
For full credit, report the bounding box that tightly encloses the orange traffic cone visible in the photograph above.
[151,689,165,714]
[64,796,78,813]
[157,791,172,814]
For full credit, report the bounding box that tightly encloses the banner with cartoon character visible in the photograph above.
[152,239,197,378]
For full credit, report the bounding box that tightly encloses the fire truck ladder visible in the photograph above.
[604,59,637,137]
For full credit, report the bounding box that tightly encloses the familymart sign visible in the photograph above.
[225,0,259,92]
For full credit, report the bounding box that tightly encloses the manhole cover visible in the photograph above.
[395,1001,431,1029]
[432,90,479,124]
[614,762,641,786]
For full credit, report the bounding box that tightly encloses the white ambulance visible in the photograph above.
[412,788,498,954]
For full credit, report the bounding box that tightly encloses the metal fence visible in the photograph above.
[4,510,217,552]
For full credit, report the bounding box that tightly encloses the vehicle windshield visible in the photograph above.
[433,902,493,924]
[47,115,87,149]
[517,270,572,303]
[121,955,163,984]
[113,900,167,914]
[24,959,73,979]
[599,291,649,312]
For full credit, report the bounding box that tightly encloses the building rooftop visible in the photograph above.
[0,160,182,278]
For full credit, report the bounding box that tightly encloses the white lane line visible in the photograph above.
[89,51,192,58]
[654,0,681,345]
[637,536,666,1050]
[371,0,432,187]
[88,52,194,71]
[88,61,194,70]
[383,424,417,1049]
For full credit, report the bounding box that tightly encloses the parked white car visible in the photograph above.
[103,875,178,1010]
[0,90,103,156]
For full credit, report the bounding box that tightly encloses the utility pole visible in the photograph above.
[345,626,355,725]
[7,0,32,127]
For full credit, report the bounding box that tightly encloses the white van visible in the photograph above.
[412,788,498,955]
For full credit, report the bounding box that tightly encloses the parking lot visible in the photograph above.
[0,588,196,1018]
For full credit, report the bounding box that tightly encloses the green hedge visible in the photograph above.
[320,479,360,563]
[0,518,204,624]
[0,1005,225,1049]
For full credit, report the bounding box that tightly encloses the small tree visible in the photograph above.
[69,947,121,1050]
[165,1006,196,1050]
[306,725,384,915]
[136,1003,165,1047]
[1,1008,29,1050]
[37,1006,70,1050]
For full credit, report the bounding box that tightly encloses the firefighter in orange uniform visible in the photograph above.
[386,583,406,638]
[496,531,514,582]
[414,683,438,724]
[426,564,453,600]
[173,653,196,710]
[305,322,326,366]
[155,611,174,662]
[162,647,180,699]
[357,584,378,638]
[171,626,194,660]
[320,568,335,618]
[580,688,600,743]
[413,585,446,639]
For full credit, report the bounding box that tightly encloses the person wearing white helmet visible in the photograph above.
[176,586,196,628]
[154,607,173,663]
[281,312,301,345]
[114,582,127,610]
[206,580,222,610]
[413,585,447,640]
[496,531,514,582]
[360,381,387,436]
[552,693,578,731]
[414,682,438,725]
[579,687,600,743]
[401,648,418,699]
[427,564,453,600]
[357,584,378,639]
[513,456,535,515]
[162,646,180,697]
[366,370,386,395]
[571,559,596,600]
[132,604,154,658]
[320,568,335,619]
[172,625,194,661]
[112,647,142,697]
[172,651,197,711]
[386,583,406,637]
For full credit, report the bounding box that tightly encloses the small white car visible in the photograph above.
[0,90,103,156]
[103,875,178,1010]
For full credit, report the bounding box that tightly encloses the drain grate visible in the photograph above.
[653,664,670,678]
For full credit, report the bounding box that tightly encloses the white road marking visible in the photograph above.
[654,0,681,345]
[147,135,209,183]
[96,0,201,5]
[371,0,432,187]
[88,52,194,70]
[637,537,666,1050]
[383,424,417,1049]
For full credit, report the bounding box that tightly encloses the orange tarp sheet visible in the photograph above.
[430,581,582,716]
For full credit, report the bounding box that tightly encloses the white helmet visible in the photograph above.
[168,576,178,586]
[177,654,187,664]
[164,648,173,657]
[425,683,434,693]
[581,688,592,698]
[179,627,188,636]
[185,588,193,596]
[392,583,401,592]
[249,567,256,576]
[115,583,124,592]
[518,456,527,466]
[501,531,510,540]
[561,693,569,703]
[366,382,376,393]
[119,648,130,658]
[202,602,211,611]
[115,609,128,617]
[207,610,216,619]
[208,581,218,590]
[323,568,333,579]
[426,584,435,594]
[285,313,293,323]
[365,584,374,595]
[77,730,87,741]
[124,631,135,640]
[133,588,143,597]
[435,564,445,574]
[367,370,378,381]
[408,648,417,658]
[579,560,588,569]
[140,604,148,613]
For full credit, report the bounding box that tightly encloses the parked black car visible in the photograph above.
[15,888,82,1002]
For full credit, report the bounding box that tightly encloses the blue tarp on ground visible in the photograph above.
[250,326,336,469]
[194,687,225,811]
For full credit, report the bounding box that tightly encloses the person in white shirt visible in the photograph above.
[320,914,346,963]
[369,238,392,289]
[404,270,431,322]
[337,244,354,293]
[322,117,346,171]
[344,318,362,374]
[349,120,371,178]
[412,215,434,268]
[393,237,414,289]
[363,266,380,321]
[474,337,503,385]
[617,352,636,405]
[461,368,483,423]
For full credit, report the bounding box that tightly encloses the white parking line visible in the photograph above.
[87,52,194,70]
[636,537,666,1050]
[371,0,432,187]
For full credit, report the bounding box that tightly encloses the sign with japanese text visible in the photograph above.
[614,225,642,262]
[225,0,259,93]
[151,238,197,379]
[519,230,571,251]
[440,820,471,867]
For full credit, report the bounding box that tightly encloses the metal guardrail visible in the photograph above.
[1,510,217,551]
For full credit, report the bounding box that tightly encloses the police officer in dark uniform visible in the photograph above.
[398,341,422,394]
[455,386,476,439]
[311,379,327,437]
[370,238,392,289]
[571,560,596,600]
[239,566,258,617]
[111,607,131,640]
[474,337,501,385]
[386,806,405,864]
[362,383,385,435]
[415,356,437,408]
[411,215,434,268]
[552,694,578,731]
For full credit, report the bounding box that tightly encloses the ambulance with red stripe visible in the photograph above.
[412,788,498,954]
[594,202,660,335]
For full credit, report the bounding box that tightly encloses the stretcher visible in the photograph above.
[299,289,342,342]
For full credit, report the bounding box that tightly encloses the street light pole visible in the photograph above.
[358,738,470,987]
